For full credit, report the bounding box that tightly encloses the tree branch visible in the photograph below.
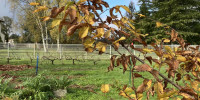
[123,46,182,90]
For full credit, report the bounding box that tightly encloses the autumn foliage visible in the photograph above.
[31,0,200,99]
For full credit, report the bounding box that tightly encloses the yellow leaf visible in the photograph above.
[197,57,200,63]
[85,13,95,25]
[190,81,198,91]
[114,37,126,43]
[163,39,170,43]
[85,47,94,53]
[96,42,107,53]
[159,90,178,98]
[77,0,87,5]
[127,22,135,30]
[165,46,173,54]
[101,84,109,93]
[156,22,163,28]
[83,37,95,48]
[180,93,195,100]
[120,5,131,14]
[77,12,85,23]
[65,1,75,11]
[79,26,89,39]
[138,14,145,17]
[140,34,149,37]
[163,54,172,59]
[51,19,61,28]
[130,94,136,99]
[154,82,164,98]
[143,48,153,53]
[137,93,143,100]
[119,91,128,98]
[121,17,128,24]
[146,80,152,90]
[43,16,50,21]
[30,2,39,6]
[177,55,186,62]
[93,28,104,38]
[33,6,48,13]
[101,46,106,52]
[124,87,134,93]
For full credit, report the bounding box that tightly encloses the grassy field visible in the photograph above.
[0,58,171,100]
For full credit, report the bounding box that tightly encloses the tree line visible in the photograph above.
[127,0,200,44]
[1,0,200,45]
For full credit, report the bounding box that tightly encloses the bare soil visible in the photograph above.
[0,65,34,71]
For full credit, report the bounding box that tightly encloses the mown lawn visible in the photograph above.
[0,58,173,100]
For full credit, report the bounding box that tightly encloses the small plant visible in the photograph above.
[14,74,71,100]
[0,77,16,99]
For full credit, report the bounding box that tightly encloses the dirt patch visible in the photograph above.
[0,65,35,71]
[0,73,18,82]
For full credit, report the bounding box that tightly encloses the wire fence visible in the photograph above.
[0,42,198,62]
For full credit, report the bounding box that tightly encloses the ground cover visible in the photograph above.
[0,59,169,100]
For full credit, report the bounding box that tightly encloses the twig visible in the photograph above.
[123,46,182,90]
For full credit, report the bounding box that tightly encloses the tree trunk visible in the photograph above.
[45,18,48,50]
[41,32,47,52]
[57,37,60,52]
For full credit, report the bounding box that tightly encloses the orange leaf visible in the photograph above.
[134,64,152,72]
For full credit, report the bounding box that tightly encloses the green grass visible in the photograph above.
[0,58,177,100]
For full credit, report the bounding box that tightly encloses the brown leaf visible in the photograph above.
[136,79,152,93]
[146,56,152,65]
[85,47,94,53]
[176,73,181,81]
[106,16,112,24]
[50,6,65,18]
[177,37,185,50]
[131,56,136,66]
[113,42,119,50]
[69,7,77,21]
[163,79,168,90]
[134,73,142,78]
[180,88,198,100]
[121,54,128,73]
[171,29,178,42]
[66,23,88,36]
[108,55,117,71]
[116,58,121,66]
[134,64,152,72]
[152,59,161,65]
[101,1,109,8]
[110,7,117,19]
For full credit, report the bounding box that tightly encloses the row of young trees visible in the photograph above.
[128,0,200,44]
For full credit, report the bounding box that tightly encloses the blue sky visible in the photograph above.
[0,0,12,18]
[0,0,139,19]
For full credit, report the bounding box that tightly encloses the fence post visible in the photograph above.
[7,42,10,58]
[36,53,39,75]
[34,43,36,59]
[60,44,62,59]
[110,45,112,58]
[7,42,10,64]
